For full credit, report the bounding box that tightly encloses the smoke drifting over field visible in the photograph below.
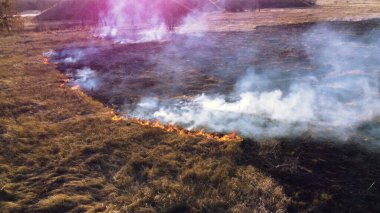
[95,0,220,43]
[51,20,380,141]
[96,0,200,43]
[133,24,380,139]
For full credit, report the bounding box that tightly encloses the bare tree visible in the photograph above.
[0,0,14,32]
[160,0,194,31]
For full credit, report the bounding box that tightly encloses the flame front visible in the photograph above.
[46,54,243,143]
[43,57,49,64]
[70,85,81,91]
[111,112,242,142]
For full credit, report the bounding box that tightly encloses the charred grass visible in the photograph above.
[0,30,288,212]
[0,29,379,212]
[239,138,380,212]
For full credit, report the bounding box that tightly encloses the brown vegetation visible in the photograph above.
[1,25,380,212]
[25,1,380,33]
[34,0,316,30]
[224,0,316,12]
[0,30,290,212]
[0,0,14,32]
[14,0,59,12]
[35,0,106,22]
[1,5,380,212]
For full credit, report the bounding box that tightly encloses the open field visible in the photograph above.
[52,18,380,140]
[1,3,380,213]
[20,1,380,31]
[186,2,380,32]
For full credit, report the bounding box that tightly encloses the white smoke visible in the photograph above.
[135,24,168,43]
[42,50,57,58]
[176,12,209,35]
[149,69,379,139]
[48,19,380,141]
[52,47,99,65]
[132,24,380,140]
[96,0,170,43]
[73,67,100,90]
[95,0,214,43]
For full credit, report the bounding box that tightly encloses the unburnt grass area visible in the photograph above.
[1,24,380,213]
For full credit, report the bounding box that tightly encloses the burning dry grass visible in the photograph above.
[111,113,243,142]
[1,19,380,213]
[0,30,289,212]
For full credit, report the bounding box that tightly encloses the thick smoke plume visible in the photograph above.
[131,24,380,140]
[49,12,380,141]
[96,0,163,42]
[96,0,206,43]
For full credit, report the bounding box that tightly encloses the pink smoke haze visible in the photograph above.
[96,0,197,43]
[95,0,207,44]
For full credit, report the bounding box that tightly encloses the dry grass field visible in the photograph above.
[1,3,380,213]
[0,30,290,212]
[183,1,380,32]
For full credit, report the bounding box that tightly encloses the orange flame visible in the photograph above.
[70,85,81,91]
[60,79,70,87]
[43,57,49,64]
[111,112,242,142]
[43,44,243,143]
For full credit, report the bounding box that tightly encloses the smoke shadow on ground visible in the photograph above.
[237,138,380,212]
